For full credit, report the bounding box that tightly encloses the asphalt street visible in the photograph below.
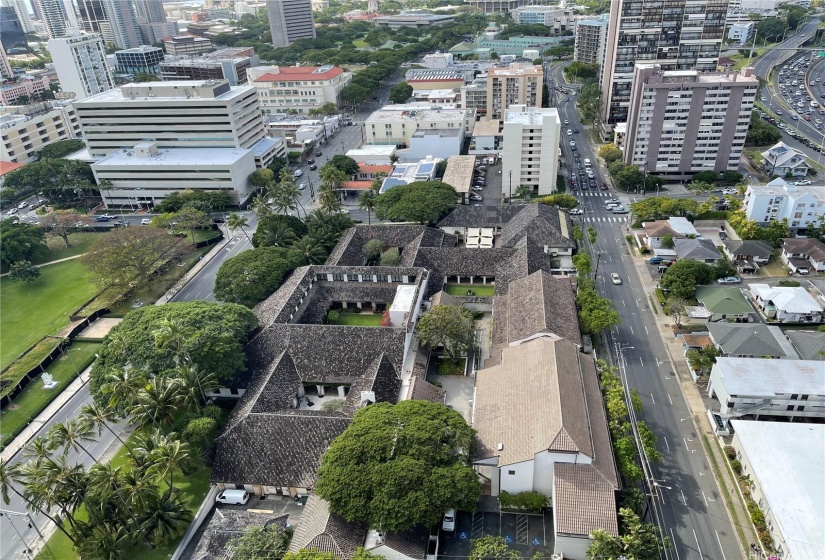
[552,63,743,560]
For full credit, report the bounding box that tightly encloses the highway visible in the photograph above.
[551,63,743,560]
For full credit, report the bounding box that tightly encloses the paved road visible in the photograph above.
[552,64,743,560]
[1,382,125,560]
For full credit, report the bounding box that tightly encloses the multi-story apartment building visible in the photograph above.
[115,45,165,75]
[0,76,51,105]
[511,5,591,33]
[623,64,757,180]
[249,64,351,114]
[462,0,531,15]
[101,0,143,49]
[75,0,107,35]
[0,105,79,163]
[160,52,258,86]
[460,79,487,116]
[0,5,27,51]
[134,0,166,24]
[501,105,560,196]
[36,0,68,39]
[486,63,542,119]
[266,0,315,47]
[48,34,115,101]
[601,0,728,125]
[744,178,825,233]
[163,35,213,55]
[364,103,474,147]
[574,15,608,67]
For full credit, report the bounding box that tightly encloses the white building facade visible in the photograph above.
[0,105,79,163]
[249,65,352,114]
[502,105,560,196]
[743,178,825,233]
[574,16,608,67]
[728,22,755,45]
[48,34,115,101]
[365,103,474,147]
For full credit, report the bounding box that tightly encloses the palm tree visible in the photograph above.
[121,469,157,512]
[319,164,347,191]
[22,436,56,461]
[47,418,100,463]
[291,236,329,264]
[77,523,131,560]
[0,459,77,544]
[226,212,251,242]
[175,365,218,412]
[79,403,138,463]
[101,368,147,413]
[358,190,377,225]
[279,181,307,217]
[21,456,85,537]
[132,428,166,471]
[251,193,273,219]
[136,492,193,547]
[258,221,297,248]
[129,377,183,430]
[317,184,341,214]
[150,437,191,497]
[88,462,138,522]
[152,317,194,365]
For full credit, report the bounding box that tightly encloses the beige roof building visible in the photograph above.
[486,64,543,119]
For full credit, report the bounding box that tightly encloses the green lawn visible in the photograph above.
[0,342,100,449]
[34,233,99,264]
[0,259,98,370]
[444,283,495,297]
[352,39,370,48]
[329,312,384,326]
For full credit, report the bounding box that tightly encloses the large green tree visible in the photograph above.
[8,260,41,283]
[327,155,359,176]
[374,181,458,224]
[388,81,413,103]
[215,246,306,307]
[416,305,475,362]
[228,525,291,560]
[315,401,480,532]
[630,198,700,222]
[577,278,621,334]
[38,139,85,160]
[660,260,717,299]
[89,301,259,402]
[0,218,46,265]
[598,144,623,164]
[253,214,308,248]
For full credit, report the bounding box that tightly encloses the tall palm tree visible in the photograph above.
[132,428,167,472]
[175,365,218,412]
[258,221,297,248]
[317,184,342,214]
[358,190,377,225]
[0,459,77,544]
[319,164,347,191]
[291,236,329,264]
[129,377,183,431]
[101,368,147,414]
[121,469,157,512]
[79,403,137,462]
[270,189,298,216]
[88,462,138,523]
[136,492,193,547]
[21,456,85,537]
[152,317,194,365]
[77,523,131,560]
[226,212,251,242]
[279,181,307,217]
[47,418,100,463]
[22,436,56,461]
[251,193,273,219]
[150,437,191,497]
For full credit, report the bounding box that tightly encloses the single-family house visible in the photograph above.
[784,330,825,360]
[640,216,698,256]
[761,142,812,178]
[749,283,824,323]
[674,237,722,264]
[722,239,773,273]
[781,237,825,274]
[694,286,756,322]
[706,323,798,359]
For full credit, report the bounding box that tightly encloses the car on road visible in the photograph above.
[7,208,18,215]
[570,141,576,147]
[315,151,323,157]
[610,273,622,285]
[761,96,767,101]
[564,120,569,125]
[573,128,579,133]
[309,164,317,170]
[721,188,738,195]
[298,183,307,190]
[612,206,628,214]
[141,218,152,225]
[94,216,110,222]
[606,198,620,204]
[567,129,573,136]
[569,208,584,215]
[307,159,315,164]
[294,169,303,178]
[216,489,250,505]
[17,201,28,209]
[717,277,742,285]
[793,180,812,185]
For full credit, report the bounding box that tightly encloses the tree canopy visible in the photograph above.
[8,260,41,283]
[598,144,623,164]
[228,524,291,560]
[327,155,359,176]
[89,301,259,402]
[374,181,458,224]
[0,218,46,265]
[537,193,578,209]
[315,400,480,532]
[388,81,413,104]
[2,159,95,201]
[153,189,233,213]
[416,305,476,362]
[215,246,306,307]
[577,278,621,334]
[660,260,717,299]
[38,139,85,160]
[587,508,670,560]
[746,113,782,147]
[630,197,700,222]
[252,214,308,248]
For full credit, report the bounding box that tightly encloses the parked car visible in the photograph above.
[717,277,742,284]
[569,208,584,215]
[793,180,811,186]
[94,216,110,222]
[649,257,664,265]
[610,273,622,285]
[469,193,483,201]
[216,489,250,505]
[17,201,28,209]
[140,218,152,225]
[442,509,456,532]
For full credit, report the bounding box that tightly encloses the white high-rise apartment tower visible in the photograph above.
[600,0,728,125]
[36,0,68,38]
[266,0,315,47]
[502,105,561,196]
[48,33,115,100]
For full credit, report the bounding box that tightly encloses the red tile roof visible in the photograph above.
[341,181,374,190]
[358,164,393,174]
[0,161,25,176]
[254,66,343,83]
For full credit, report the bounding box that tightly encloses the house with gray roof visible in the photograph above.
[674,237,722,264]
[707,323,798,359]
[288,496,369,559]
[722,239,773,273]
[785,330,825,360]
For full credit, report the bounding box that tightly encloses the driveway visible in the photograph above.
[428,369,474,423]
[440,510,554,558]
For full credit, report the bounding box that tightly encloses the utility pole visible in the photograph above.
[508,170,512,204]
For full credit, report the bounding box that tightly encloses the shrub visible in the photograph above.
[778,280,800,287]
[625,234,634,243]
[437,359,465,375]
[724,445,736,460]
[730,459,742,475]
[499,491,547,511]
[327,310,340,324]
[640,246,651,254]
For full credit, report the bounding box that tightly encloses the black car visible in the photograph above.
[315,151,323,157]
[307,159,315,164]
[309,164,318,170]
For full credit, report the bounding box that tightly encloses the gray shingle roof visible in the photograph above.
[374,527,432,560]
[723,239,773,258]
[414,247,518,278]
[192,510,290,560]
[500,204,575,250]
[502,270,581,346]
[782,237,825,262]
[406,376,446,403]
[707,323,787,358]
[674,238,721,261]
[554,464,618,538]
[785,330,825,361]
[288,496,368,560]
[325,225,455,267]
[436,205,522,228]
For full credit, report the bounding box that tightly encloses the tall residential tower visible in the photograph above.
[266,0,315,47]
[48,33,115,100]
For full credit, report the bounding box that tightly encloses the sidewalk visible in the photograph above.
[0,254,86,277]
[626,242,758,556]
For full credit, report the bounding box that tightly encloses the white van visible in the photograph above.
[584,158,592,167]
[216,489,250,505]
[811,101,819,108]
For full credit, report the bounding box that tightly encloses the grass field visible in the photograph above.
[352,39,370,48]
[445,283,495,297]
[35,428,213,560]
[0,342,100,449]
[0,259,98,370]
[329,312,384,326]
[35,233,99,264]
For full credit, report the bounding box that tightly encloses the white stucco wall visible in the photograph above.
[499,459,534,494]
[554,534,592,560]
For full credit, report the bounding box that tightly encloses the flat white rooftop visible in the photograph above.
[347,145,397,157]
[367,104,468,123]
[748,179,825,201]
[75,81,253,104]
[504,107,559,125]
[711,357,825,396]
[731,420,825,560]
[93,147,253,167]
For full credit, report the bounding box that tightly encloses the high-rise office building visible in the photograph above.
[266,0,315,47]
[48,33,115,100]
[0,42,14,80]
[75,0,106,34]
[102,0,142,49]
[0,6,27,51]
[486,64,543,120]
[623,64,757,180]
[37,0,68,38]
[134,0,166,23]
[601,0,728,125]
[2,0,34,33]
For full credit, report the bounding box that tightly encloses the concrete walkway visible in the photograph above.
[626,240,759,554]
[0,254,86,277]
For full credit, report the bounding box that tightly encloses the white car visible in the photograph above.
[793,180,812,186]
[17,201,28,209]
[610,273,622,285]
[294,169,303,178]
[569,208,584,215]
[141,218,152,225]
[442,509,456,532]
[570,141,576,147]
[567,129,573,136]
[298,183,307,190]
[721,189,738,195]
[564,120,570,125]
[216,490,250,505]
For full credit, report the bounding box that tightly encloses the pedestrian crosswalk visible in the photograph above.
[574,191,621,197]
[580,216,629,223]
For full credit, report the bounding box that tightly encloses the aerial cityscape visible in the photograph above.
[1,0,824,559]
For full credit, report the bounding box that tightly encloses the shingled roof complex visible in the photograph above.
[288,497,369,560]
[325,225,456,267]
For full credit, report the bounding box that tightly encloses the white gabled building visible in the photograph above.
[502,105,560,196]
[749,283,824,324]
[743,178,825,234]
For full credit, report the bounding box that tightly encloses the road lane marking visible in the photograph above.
[693,529,704,560]
[639,356,644,366]
[715,530,728,560]
[664,437,670,451]
[681,489,688,506]
[622,299,626,307]
[668,394,673,405]
[645,326,649,335]
[630,326,634,335]
[650,393,655,405]
[701,490,708,508]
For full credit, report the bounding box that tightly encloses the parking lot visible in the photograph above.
[440,510,554,559]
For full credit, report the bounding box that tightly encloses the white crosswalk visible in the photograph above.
[581,216,629,223]
[574,191,622,197]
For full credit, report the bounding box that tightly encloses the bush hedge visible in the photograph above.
[499,490,547,511]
